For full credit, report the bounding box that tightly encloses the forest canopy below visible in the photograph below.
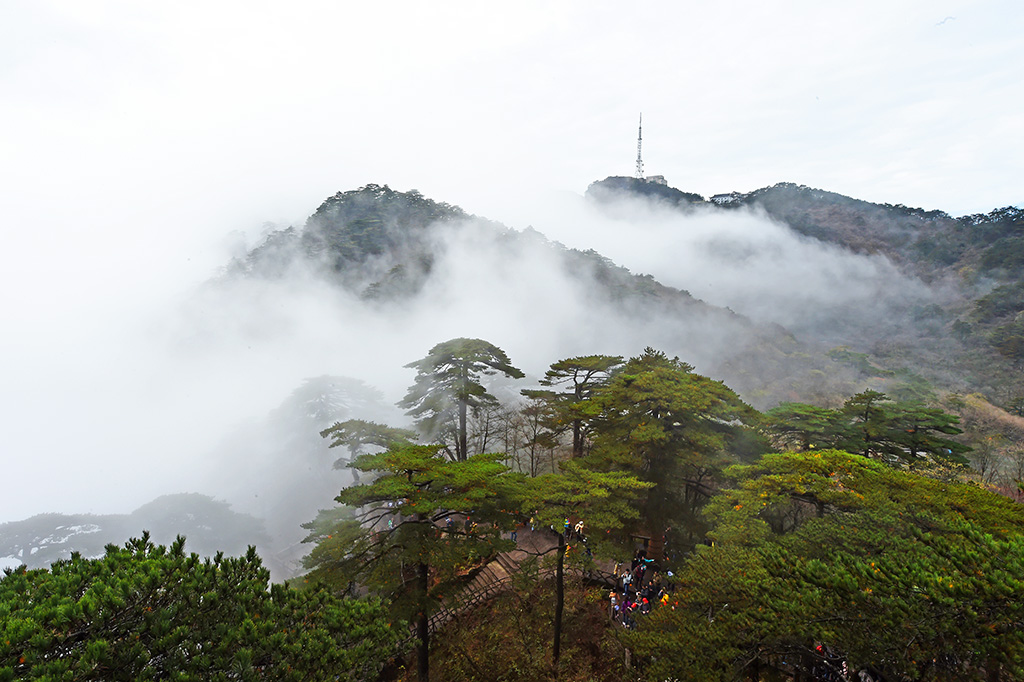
[4,178,1024,681]
[5,340,1024,682]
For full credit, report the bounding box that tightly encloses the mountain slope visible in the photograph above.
[227,184,871,408]
[587,176,1024,284]
[715,182,1024,283]
[0,494,267,572]
[585,176,1024,406]
[224,179,1024,413]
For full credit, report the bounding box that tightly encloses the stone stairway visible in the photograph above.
[426,528,617,634]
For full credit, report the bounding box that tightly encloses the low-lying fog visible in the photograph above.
[0,186,942,565]
[534,191,943,341]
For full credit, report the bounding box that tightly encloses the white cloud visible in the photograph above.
[0,0,1020,523]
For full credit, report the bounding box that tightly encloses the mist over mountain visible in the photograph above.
[0,494,266,573]
[222,177,1021,403]
[5,176,1021,579]
[219,183,847,401]
[569,177,1022,399]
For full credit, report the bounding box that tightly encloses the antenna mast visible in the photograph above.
[635,113,644,179]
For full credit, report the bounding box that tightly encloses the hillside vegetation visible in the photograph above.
[4,180,1024,681]
[8,343,1023,681]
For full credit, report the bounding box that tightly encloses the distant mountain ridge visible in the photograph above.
[714,183,1024,282]
[230,183,759,336]
[589,176,1024,283]
[226,177,1023,411]
[9,178,1023,580]
[0,494,267,572]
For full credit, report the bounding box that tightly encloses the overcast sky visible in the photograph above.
[1,1,1022,523]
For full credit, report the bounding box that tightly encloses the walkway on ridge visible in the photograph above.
[427,527,618,633]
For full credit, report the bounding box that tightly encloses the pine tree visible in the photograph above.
[0,534,399,681]
[522,354,624,458]
[884,399,971,464]
[763,402,846,452]
[302,443,522,682]
[629,450,1024,681]
[587,348,760,559]
[523,460,650,667]
[320,418,418,477]
[399,338,524,461]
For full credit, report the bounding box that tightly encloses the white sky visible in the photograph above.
[1,0,1022,523]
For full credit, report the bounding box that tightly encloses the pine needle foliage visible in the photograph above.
[0,533,399,682]
[629,450,1024,681]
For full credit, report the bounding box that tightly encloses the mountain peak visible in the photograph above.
[586,176,706,206]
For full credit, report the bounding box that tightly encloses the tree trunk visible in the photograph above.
[987,658,1001,682]
[417,561,430,682]
[572,419,582,457]
[645,487,666,563]
[458,399,468,461]
[417,561,430,679]
[648,528,665,563]
[553,531,565,667]
[748,654,760,681]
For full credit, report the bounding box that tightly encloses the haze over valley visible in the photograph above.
[4,175,1022,577]
[3,1,1023,579]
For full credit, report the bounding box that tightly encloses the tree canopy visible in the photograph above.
[302,442,522,681]
[522,354,624,458]
[763,402,844,452]
[399,338,524,461]
[0,534,399,682]
[628,450,1024,681]
[320,418,418,475]
[587,348,762,559]
[523,460,651,665]
[764,391,971,466]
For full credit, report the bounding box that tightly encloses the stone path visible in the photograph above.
[427,527,617,633]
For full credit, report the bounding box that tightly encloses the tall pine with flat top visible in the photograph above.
[399,338,524,461]
[303,443,522,682]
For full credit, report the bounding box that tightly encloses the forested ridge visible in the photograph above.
[5,342,1024,681]
[4,181,1024,681]
[235,179,1024,413]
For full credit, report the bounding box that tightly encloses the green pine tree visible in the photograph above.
[0,534,399,682]
[399,338,525,461]
[522,355,624,458]
[302,443,522,682]
[587,348,761,559]
[628,449,1024,681]
[523,460,651,667]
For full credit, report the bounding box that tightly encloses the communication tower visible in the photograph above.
[635,113,644,179]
